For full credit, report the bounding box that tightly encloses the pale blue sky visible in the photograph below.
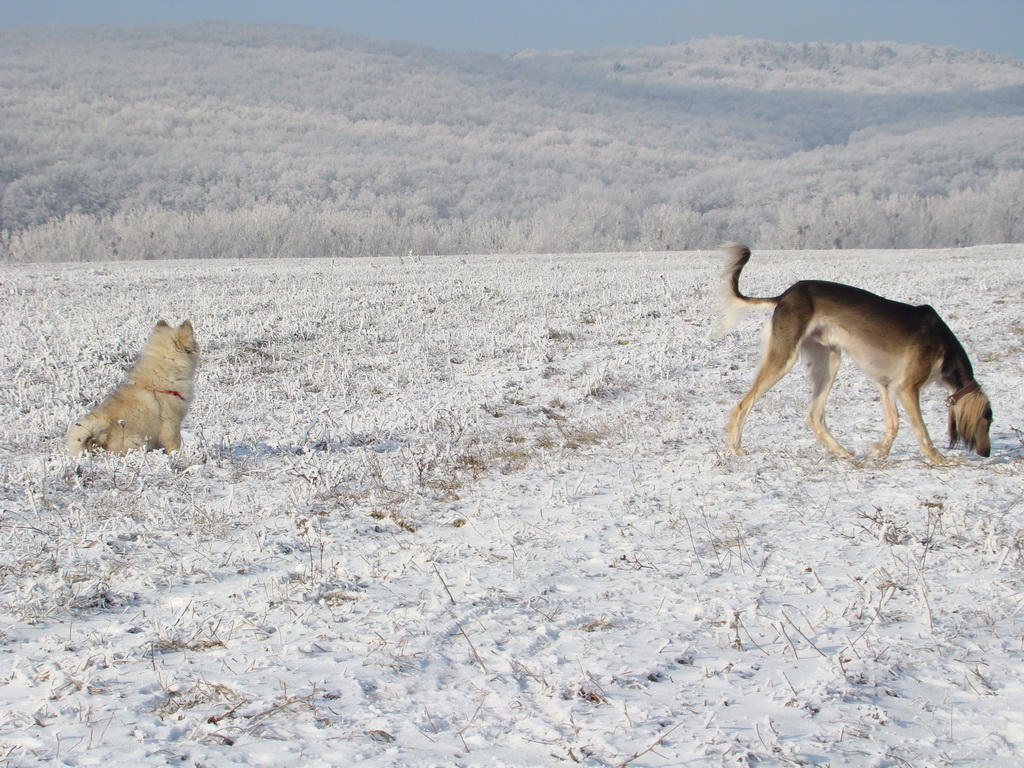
[2,0,1022,59]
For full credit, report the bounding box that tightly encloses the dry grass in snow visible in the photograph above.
[0,246,1023,766]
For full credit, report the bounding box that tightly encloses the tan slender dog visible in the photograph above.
[717,243,992,462]
[67,320,199,455]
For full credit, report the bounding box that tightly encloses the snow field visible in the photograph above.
[0,247,1022,766]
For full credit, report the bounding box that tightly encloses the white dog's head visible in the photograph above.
[127,319,200,398]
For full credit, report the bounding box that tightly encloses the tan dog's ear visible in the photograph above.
[155,320,170,329]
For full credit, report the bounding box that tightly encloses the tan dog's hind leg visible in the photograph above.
[802,342,851,456]
[803,340,853,458]
[726,338,801,455]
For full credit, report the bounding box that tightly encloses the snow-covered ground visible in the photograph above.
[1,246,1023,767]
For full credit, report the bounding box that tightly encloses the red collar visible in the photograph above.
[155,389,186,401]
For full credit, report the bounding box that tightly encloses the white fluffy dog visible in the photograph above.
[67,320,199,455]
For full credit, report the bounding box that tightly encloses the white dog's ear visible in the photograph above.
[176,320,197,352]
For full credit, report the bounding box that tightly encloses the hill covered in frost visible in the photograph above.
[1,24,1023,260]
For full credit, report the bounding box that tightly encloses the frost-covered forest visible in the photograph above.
[1,23,1023,261]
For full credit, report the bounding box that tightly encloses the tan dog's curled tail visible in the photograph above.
[714,242,779,338]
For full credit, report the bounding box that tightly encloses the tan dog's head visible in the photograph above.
[948,389,993,457]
